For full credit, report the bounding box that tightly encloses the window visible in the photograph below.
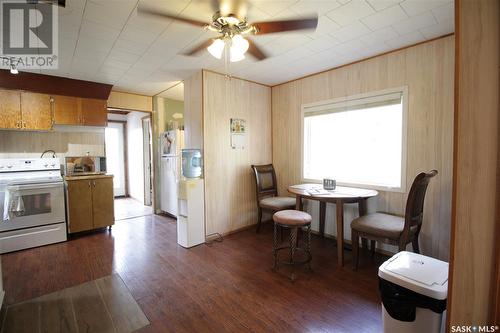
[302,87,407,192]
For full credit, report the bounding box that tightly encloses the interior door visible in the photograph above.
[21,92,52,130]
[105,122,126,196]
[67,179,93,233]
[81,98,107,126]
[142,117,152,206]
[92,178,114,228]
[0,90,21,129]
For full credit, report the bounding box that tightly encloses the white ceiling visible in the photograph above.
[36,0,453,95]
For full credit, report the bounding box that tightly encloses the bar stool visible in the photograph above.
[272,210,312,281]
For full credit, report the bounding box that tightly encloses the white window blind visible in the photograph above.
[302,88,407,191]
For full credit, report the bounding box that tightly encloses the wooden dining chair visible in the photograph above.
[350,170,438,270]
[251,164,296,233]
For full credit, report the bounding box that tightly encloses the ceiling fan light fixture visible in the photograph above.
[229,50,245,62]
[207,38,225,59]
[231,35,249,54]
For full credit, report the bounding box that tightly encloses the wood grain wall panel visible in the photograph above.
[184,71,203,150]
[271,36,454,260]
[202,71,272,235]
[107,91,153,112]
[448,0,499,325]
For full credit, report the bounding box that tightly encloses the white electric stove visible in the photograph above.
[0,158,67,253]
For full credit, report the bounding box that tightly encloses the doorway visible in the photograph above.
[105,121,126,197]
[106,111,154,221]
[142,116,153,206]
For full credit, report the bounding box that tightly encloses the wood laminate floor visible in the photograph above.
[1,215,386,333]
[1,274,149,333]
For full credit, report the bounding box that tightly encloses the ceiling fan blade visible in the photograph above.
[247,39,267,60]
[137,5,209,28]
[183,39,214,56]
[252,16,318,35]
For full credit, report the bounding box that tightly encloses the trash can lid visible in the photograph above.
[378,251,448,300]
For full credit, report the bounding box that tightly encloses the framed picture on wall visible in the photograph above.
[230,118,246,149]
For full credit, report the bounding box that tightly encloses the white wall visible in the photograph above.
[126,112,148,202]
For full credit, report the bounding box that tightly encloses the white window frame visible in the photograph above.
[300,86,408,193]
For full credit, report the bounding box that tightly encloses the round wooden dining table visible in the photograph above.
[287,184,378,267]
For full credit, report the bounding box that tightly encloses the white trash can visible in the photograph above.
[378,251,448,333]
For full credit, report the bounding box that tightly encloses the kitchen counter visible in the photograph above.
[64,174,113,181]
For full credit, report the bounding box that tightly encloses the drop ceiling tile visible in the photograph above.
[392,11,437,35]
[102,59,133,71]
[290,0,341,16]
[113,38,151,56]
[84,1,135,30]
[107,49,141,64]
[75,37,113,55]
[365,0,403,11]
[70,57,100,75]
[79,20,121,42]
[326,1,375,27]
[361,4,408,30]
[400,0,452,16]
[431,2,454,22]
[304,35,340,52]
[359,26,399,45]
[253,1,299,17]
[385,30,425,48]
[58,23,81,41]
[330,21,371,43]
[419,17,453,39]
[120,26,160,45]
[333,39,366,55]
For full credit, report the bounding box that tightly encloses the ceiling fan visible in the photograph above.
[137,0,318,62]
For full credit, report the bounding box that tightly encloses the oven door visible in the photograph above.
[0,182,65,232]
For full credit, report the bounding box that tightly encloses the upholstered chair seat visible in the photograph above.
[259,197,296,211]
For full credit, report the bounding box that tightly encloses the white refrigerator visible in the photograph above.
[160,130,184,216]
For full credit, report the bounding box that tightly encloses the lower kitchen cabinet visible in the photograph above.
[65,176,114,233]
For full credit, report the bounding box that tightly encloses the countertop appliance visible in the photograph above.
[160,130,183,216]
[65,156,106,176]
[0,158,67,253]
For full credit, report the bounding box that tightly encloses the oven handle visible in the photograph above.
[6,182,63,191]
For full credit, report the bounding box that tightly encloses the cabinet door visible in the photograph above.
[91,177,114,228]
[81,98,107,126]
[0,90,21,129]
[21,92,52,130]
[53,95,80,125]
[67,180,94,233]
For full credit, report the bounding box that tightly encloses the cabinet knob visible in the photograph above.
[88,181,91,188]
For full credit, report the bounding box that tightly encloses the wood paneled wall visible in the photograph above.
[272,36,455,260]
[202,71,272,235]
[184,71,203,150]
[108,91,153,112]
[448,0,499,325]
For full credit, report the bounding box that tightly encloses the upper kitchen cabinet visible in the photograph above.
[52,94,80,125]
[0,90,52,131]
[52,95,108,127]
[80,98,107,126]
[0,90,21,129]
[20,92,52,130]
